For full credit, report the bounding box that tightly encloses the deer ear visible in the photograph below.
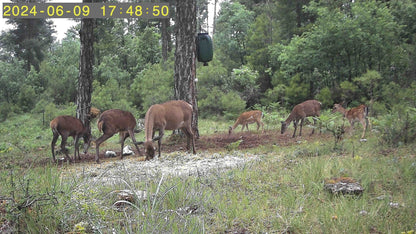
[135,141,144,145]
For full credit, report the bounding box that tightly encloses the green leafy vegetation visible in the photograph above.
[1,0,416,232]
[0,111,415,233]
[0,1,415,118]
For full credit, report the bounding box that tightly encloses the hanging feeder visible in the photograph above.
[196,33,213,66]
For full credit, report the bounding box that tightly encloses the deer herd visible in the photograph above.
[50,99,370,163]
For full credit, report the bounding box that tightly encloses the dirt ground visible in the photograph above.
[54,127,332,165]
[49,127,334,186]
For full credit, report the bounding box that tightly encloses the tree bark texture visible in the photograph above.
[77,17,94,131]
[174,0,199,138]
[161,18,171,63]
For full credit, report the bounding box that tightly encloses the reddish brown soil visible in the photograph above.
[9,128,332,168]
[46,128,332,166]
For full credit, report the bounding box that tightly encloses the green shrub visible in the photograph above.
[260,84,287,107]
[229,65,260,106]
[129,63,174,115]
[284,74,309,106]
[315,86,332,109]
[92,79,135,113]
[379,107,416,146]
[17,85,37,112]
[198,87,224,118]
[0,102,12,121]
[220,91,246,120]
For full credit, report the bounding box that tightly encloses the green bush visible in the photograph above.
[379,107,416,146]
[92,79,135,113]
[339,80,359,102]
[199,89,246,120]
[220,91,246,120]
[0,102,21,121]
[17,85,37,112]
[198,87,224,118]
[284,74,309,106]
[260,84,287,107]
[255,102,287,129]
[129,63,173,115]
[229,66,260,106]
[315,87,332,109]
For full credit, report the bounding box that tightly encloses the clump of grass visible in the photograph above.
[378,108,416,146]
[1,112,416,233]
[225,139,243,152]
[0,166,75,232]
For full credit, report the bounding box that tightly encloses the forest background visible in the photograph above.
[0,0,415,123]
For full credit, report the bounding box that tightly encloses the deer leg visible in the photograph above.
[74,135,80,161]
[119,131,131,159]
[360,119,367,139]
[129,129,142,156]
[292,121,298,138]
[51,133,59,162]
[366,117,371,130]
[182,126,196,154]
[299,119,304,137]
[310,118,317,135]
[157,130,165,157]
[60,135,72,162]
[181,127,190,151]
[348,120,355,136]
[94,133,113,163]
[260,121,265,133]
[120,133,125,160]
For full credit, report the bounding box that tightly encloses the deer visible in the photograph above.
[89,107,101,119]
[137,100,196,160]
[228,110,264,135]
[50,115,91,163]
[332,103,369,139]
[281,100,321,138]
[94,109,142,163]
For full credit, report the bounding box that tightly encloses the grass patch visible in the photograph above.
[1,112,416,232]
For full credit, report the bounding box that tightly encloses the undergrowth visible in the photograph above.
[0,112,416,233]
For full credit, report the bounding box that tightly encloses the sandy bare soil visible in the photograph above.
[57,129,332,183]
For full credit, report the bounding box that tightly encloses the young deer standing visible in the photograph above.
[94,109,142,163]
[332,103,369,139]
[138,100,196,160]
[50,116,91,162]
[228,110,264,135]
[281,100,321,138]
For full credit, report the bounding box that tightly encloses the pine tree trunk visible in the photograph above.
[174,0,199,138]
[161,18,171,63]
[77,16,94,130]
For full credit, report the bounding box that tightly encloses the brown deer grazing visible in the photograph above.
[281,100,321,138]
[138,100,196,160]
[50,116,91,162]
[94,109,142,163]
[229,110,264,135]
[332,103,369,139]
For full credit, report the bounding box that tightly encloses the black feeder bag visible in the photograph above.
[196,33,213,66]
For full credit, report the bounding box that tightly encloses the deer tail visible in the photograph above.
[50,121,60,135]
[97,119,104,133]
